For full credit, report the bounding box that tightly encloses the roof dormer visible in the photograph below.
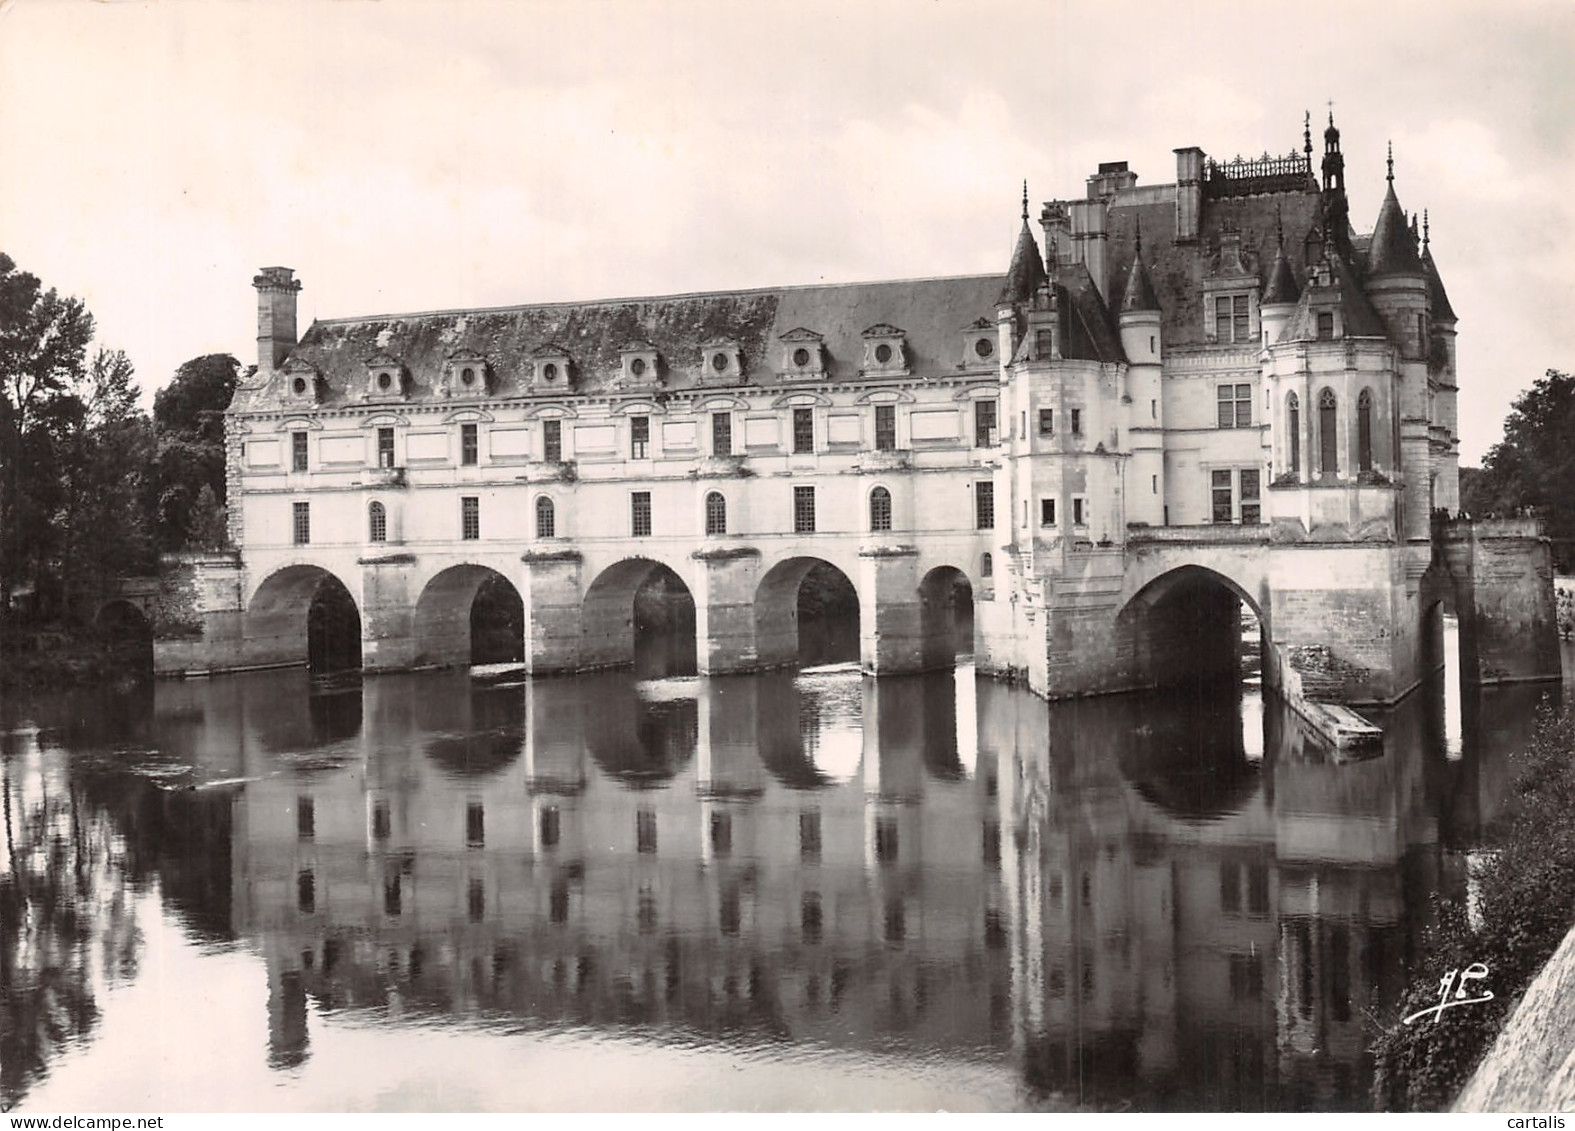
[700,338,744,385]
[362,351,410,402]
[618,339,661,389]
[281,356,326,404]
[959,316,997,370]
[528,343,575,391]
[437,348,494,399]
[778,327,826,381]
[860,324,909,377]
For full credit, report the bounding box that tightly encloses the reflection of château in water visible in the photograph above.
[137,664,1522,1110]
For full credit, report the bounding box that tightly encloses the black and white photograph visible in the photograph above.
[2,0,1573,1116]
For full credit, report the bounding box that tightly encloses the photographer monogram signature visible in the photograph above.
[1401,962,1494,1026]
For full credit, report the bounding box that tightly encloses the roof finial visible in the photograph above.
[1134,215,1143,256]
[1386,140,1394,183]
[1328,100,1335,128]
[1423,208,1430,254]
[1304,110,1312,157]
[1021,180,1029,223]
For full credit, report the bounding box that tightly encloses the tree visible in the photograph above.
[152,353,241,551]
[0,253,96,621]
[1468,369,1575,569]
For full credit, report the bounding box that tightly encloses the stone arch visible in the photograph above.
[1116,564,1267,692]
[411,564,524,669]
[246,564,363,673]
[581,556,696,676]
[919,565,975,668]
[583,672,698,788]
[755,556,860,668]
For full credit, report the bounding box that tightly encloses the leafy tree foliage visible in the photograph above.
[152,353,240,552]
[1465,370,1575,569]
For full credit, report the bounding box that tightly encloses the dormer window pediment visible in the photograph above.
[700,338,744,385]
[618,339,661,388]
[860,324,909,376]
[438,348,494,399]
[778,327,826,380]
[527,343,575,390]
[363,351,410,401]
[280,357,326,403]
[959,317,997,369]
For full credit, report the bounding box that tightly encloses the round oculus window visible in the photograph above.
[544,363,558,380]
[875,343,893,364]
[711,352,728,372]
[792,347,810,367]
[461,367,475,385]
[291,377,307,395]
[631,357,646,377]
[377,372,393,391]
[975,337,994,359]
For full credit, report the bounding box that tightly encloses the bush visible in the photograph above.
[1371,699,1575,1110]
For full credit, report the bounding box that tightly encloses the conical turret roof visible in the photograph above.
[1423,246,1457,322]
[1368,149,1424,277]
[1000,218,1049,305]
[1263,242,1300,305]
[1119,237,1159,315]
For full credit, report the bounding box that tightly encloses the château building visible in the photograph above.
[167,114,1554,728]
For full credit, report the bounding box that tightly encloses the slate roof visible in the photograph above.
[1262,243,1301,305]
[1119,252,1160,314]
[1000,220,1049,305]
[1367,181,1425,277]
[1278,251,1388,342]
[1423,247,1458,322]
[233,274,1006,412]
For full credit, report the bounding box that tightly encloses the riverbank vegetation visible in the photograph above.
[1372,698,1575,1110]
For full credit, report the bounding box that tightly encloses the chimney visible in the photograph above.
[1174,147,1204,242]
[1087,161,1138,201]
[253,267,302,374]
[1067,197,1111,302]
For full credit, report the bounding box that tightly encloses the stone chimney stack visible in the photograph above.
[253,267,302,374]
[1174,147,1204,242]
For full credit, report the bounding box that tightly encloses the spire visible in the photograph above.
[1000,186,1048,304]
[1386,139,1394,183]
[1304,110,1313,160]
[1369,146,1424,276]
[1119,218,1160,314]
[1420,210,1457,321]
[1422,209,1430,255]
[1321,104,1345,196]
[1263,207,1300,305]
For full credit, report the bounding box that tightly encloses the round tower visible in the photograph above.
[1118,222,1164,525]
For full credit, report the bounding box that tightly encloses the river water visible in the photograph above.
[1,627,1567,1112]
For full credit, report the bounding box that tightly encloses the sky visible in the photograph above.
[0,0,1570,464]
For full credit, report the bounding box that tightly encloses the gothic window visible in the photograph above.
[1287,392,1301,473]
[869,486,892,532]
[368,501,387,543]
[1358,388,1374,472]
[1318,388,1338,477]
[704,491,727,536]
[535,496,555,539]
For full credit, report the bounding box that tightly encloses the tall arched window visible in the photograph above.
[704,491,727,535]
[1318,388,1338,477]
[1287,392,1300,474]
[980,552,994,578]
[1357,388,1374,472]
[535,496,555,539]
[869,486,892,532]
[368,501,387,543]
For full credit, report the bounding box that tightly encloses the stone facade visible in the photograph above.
[159,119,1559,729]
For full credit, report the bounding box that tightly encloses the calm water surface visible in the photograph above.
[2,630,1568,1112]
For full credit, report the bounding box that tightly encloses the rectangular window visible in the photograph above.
[1040,498,1057,527]
[371,801,390,841]
[460,423,478,466]
[792,408,814,453]
[1217,383,1253,428]
[1240,468,1262,524]
[799,811,821,861]
[377,427,395,468]
[709,811,732,857]
[1035,328,1054,356]
[875,817,899,864]
[712,412,732,457]
[539,805,560,849]
[975,400,998,447]
[793,485,816,534]
[466,802,485,848]
[292,501,310,545]
[874,404,896,451]
[975,481,994,530]
[461,496,480,540]
[631,491,652,537]
[1317,311,1335,340]
[1072,496,1086,526]
[630,415,650,459]
[636,810,657,855]
[543,419,562,462]
[292,431,308,472]
[1215,294,1250,342]
[297,797,314,841]
[1038,408,1054,436]
[1211,469,1234,524]
[1070,407,1082,435]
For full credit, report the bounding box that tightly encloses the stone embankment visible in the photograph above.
[1454,919,1575,1111]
